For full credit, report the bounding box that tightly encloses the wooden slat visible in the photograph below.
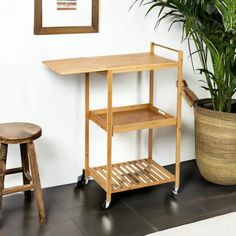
[149,159,175,180]
[2,184,33,196]
[125,163,149,183]
[91,104,149,115]
[119,163,140,184]
[129,163,151,182]
[132,161,158,182]
[115,165,136,186]
[89,168,106,191]
[114,118,176,133]
[110,169,126,189]
[112,167,129,188]
[5,167,23,175]
[114,168,133,189]
[138,160,162,181]
[141,159,166,180]
[100,167,119,189]
[154,43,180,53]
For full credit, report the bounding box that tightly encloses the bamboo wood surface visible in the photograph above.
[148,69,154,160]
[89,104,176,133]
[44,42,183,202]
[43,53,178,75]
[85,73,90,177]
[106,71,113,202]
[89,158,175,193]
[175,51,183,189]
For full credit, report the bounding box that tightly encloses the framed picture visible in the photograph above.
[34,0,99,35]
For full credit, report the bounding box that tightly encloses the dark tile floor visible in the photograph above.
[1,160,236,236]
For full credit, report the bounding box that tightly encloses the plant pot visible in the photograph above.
[194,99,236,185]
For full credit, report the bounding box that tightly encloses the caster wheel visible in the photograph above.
[173,187,179,195]
[102,201,111,210]
[85,177,90,185]
[76,170,86,188]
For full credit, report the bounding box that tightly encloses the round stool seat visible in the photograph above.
[0,122,42,144]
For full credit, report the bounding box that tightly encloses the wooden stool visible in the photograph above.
[0,122,46,224]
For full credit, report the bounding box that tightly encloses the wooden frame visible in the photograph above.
[34,0,99,35]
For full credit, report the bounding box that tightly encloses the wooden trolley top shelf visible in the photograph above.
[90,104,176,133]
[43,52,178,75]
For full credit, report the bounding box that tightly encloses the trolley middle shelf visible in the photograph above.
[89,103,176,133]
[88,158,175,193]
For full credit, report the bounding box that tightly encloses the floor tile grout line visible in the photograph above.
[121,198,158,232]
[49,196,88,236]
[68,215,89,236]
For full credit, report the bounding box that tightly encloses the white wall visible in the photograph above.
[0,0,208,188]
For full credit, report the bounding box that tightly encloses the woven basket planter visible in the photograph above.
[195,99,236,185]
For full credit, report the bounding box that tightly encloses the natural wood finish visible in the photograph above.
[0,123,42,144]
[0,124,46,223]
[5,167,23,175]
[3,184,34,196]
[89,168,106,191]
[150,42,155,55]
[89,159,175,193]
[91,104,149,114]
[90,104,176,133]
[28,142,46,224]
[44,41,183,205]
[175,51,183,190]
[34,0,99,35]
[20,144,32,198]
[148,69,154,160]
[85,73,90,177]
[0,144,8,208]
[106,71,113,203]
[153,43,180,53]
[43,53,178,75]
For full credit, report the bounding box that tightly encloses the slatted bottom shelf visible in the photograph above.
[89,159,175,193]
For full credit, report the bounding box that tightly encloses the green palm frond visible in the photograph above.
[133,0,236,112]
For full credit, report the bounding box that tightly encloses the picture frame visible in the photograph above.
[34,0,99,35]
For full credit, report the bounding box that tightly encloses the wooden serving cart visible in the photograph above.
[43,42,183,209]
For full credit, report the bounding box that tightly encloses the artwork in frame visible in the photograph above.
[34,0,99,35]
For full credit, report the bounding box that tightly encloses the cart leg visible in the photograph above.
[85,73,91,184]
[148,69,154,160]
[77,73,91,188]
[103,71,113,209]
[173,51,183,195]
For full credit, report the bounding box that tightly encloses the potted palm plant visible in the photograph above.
[134,0,236,185]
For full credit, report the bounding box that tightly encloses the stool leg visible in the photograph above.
[0,144,8,209]
[20,144,31,199]
[27,142,46,224]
